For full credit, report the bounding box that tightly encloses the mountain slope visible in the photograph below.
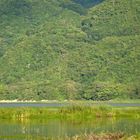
[0,0,139,100]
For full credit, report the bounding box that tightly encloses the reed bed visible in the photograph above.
[0,104,139,120]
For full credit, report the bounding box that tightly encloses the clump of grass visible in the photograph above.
[51,133,140,140]
[60,105,118,119]
[70,133,125,140]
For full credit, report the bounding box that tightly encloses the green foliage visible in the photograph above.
[81,0,140,40]
[0,0,139,100]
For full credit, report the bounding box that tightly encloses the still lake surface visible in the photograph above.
[0,103,140,139]
[0,118,140,140]
[0,102,140,108]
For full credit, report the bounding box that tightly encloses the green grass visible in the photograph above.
[0,105,139,120]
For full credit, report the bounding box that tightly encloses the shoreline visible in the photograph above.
[0,99,140,103]
[0,100,63,103]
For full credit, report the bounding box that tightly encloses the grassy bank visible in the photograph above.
[0,105,139,120]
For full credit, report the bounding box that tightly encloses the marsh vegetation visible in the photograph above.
[0,104,140,139]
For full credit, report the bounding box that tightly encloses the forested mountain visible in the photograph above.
[0,0,139,100]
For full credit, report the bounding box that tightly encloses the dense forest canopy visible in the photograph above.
[0,0,140,100]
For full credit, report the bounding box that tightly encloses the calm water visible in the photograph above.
[0,118,139,140]
[0,102,140,108]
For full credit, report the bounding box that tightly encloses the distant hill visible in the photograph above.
[0,0,139,100]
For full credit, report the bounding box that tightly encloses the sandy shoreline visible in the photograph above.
[0,100,140,103]
[0,100,62,103]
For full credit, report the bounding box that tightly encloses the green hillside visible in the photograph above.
[0,0,139,100]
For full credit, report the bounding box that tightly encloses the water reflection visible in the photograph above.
[0,118,139,139]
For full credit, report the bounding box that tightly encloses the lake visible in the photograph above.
[0,102,140,108]
[0,117,139,140]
